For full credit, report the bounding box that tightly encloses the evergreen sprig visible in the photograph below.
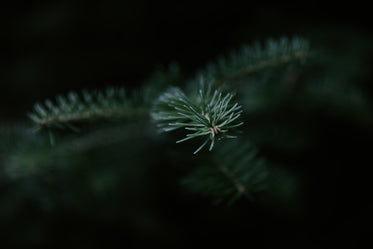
[152,81,243,154]
[198,36,309,84]
[28,87,149,133]
[182,140,268,205]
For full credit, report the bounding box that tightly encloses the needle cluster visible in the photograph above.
[152,82,243,154]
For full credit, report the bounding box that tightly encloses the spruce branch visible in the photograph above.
[198,36,309,84]
[28,87,150,132]
[152,81,243,154]
[214,157,253,201]
[182,141,268,204]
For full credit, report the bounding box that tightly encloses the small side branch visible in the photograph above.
[213,157,253,200]
[219,51,308,84]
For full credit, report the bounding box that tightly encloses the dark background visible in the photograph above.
[1,1,371,120]
[0,1,372,248]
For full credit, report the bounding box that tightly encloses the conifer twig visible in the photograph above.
[38,108,149,127]
[213,157,253,200]
[152,81,243,153]
[218,50,308,84]
[28,87,149,132]
[198,37,310,85]
[181,141,268,204]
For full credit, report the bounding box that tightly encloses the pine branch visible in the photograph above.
[220,50,308,83]
[152,80,243,154]
[198,36,309,84]
[28,87,150,132]
[213,157,253,201]
[21,36,310,206]
[182,141,268,204]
